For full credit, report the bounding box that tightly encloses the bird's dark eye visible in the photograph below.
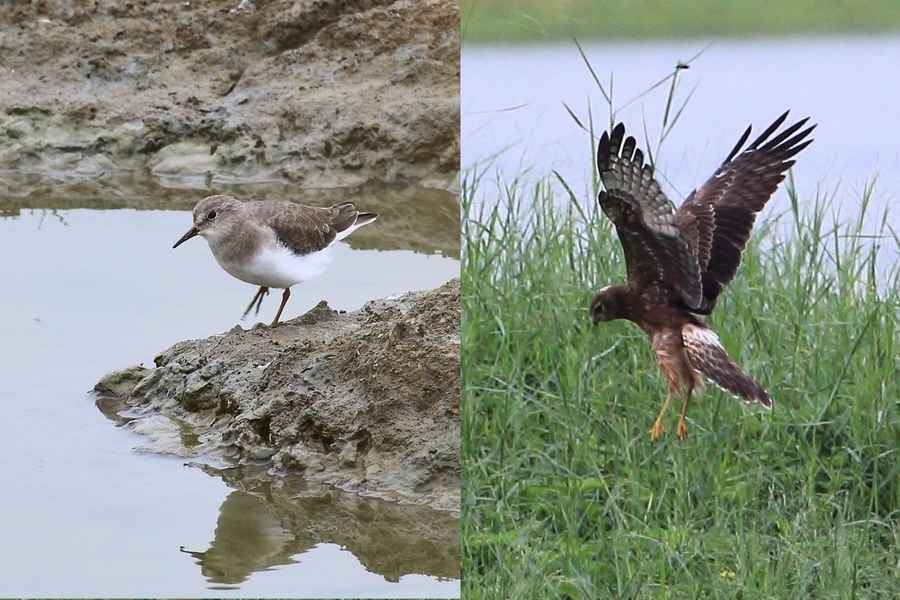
[207,211,217,220]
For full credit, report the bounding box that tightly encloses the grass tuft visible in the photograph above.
[461,164,900,596]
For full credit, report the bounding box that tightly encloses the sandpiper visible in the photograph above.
[173,194,377,326]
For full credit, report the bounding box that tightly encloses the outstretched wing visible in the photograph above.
[682,324,771,408]
[678,111,815,309]
[597,123,703,309]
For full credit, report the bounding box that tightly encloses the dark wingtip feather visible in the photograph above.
[609,123,626,152]
[748,110,790,150]
[633,148,644,167]
[779,125,817,153]
[598,130,610,148]
[622,135,637,160]
[724,124,753,164]
[759,116,810,151]
[598,123,627,169]
[782,138,814,161]
[597,130,611,169]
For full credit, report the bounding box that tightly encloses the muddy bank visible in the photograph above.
[95,279,460,512]
[0,0,459,188]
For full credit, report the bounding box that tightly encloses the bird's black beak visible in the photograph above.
[172,226,199,249]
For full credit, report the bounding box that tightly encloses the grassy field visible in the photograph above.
[461,0,900,43]
[461,163,900,596]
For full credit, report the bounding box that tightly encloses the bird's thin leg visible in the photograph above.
[270,288,291,327]
[649,388,673,442]
[241,286,269,320]
[677,387,693,441]
[253,287,270,315]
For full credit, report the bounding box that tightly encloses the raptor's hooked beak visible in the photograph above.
[172,226,199,249]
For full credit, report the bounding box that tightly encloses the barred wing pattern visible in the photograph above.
[682,324,771,408]
[677,111,815,310]
[597,123,703,309]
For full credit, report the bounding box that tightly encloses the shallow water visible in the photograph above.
[462,35,899,232]
[0,184,459,597]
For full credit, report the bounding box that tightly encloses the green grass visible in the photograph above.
[461,163,900,596]
[462,0,900,43]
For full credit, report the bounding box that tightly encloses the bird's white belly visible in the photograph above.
[215,243,332,289]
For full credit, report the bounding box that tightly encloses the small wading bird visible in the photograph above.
[173,195,377,327]
[590,111,815,441]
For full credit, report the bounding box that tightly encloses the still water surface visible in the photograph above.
[463,35,899,230]
[0,184,459,597]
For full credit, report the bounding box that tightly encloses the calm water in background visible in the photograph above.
[0,189,459,597]
[462,35,899,233]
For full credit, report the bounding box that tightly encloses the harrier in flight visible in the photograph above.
[590,111,814,441]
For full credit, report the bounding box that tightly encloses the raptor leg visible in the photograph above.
[649,389,673,442]
[677,387,693,441]
[650,329,695,443]
[242,286,269,319]
[271,288,291,327]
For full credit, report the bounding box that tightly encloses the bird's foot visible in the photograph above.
[676,417,688,441]
[649,418,666,442]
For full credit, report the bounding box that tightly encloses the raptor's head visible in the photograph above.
[589,285,625,324]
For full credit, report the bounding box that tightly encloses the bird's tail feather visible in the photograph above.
[331,203,377,240]
[336,212,377,241]
[682,324,772,408]
[355,212,378,226]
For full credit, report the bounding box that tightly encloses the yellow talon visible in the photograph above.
[650,418,666,442]
[676,417,688,441]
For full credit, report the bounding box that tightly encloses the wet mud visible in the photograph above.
[95,279,461,512]
[0,0,459,188]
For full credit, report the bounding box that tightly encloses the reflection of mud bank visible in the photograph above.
[0,1,459,187]
[0,173,459,257]
[95,279,460,512]
[181,465,459,587]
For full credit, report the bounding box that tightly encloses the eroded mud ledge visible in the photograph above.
[95,279,460,512]
[0,0,459,188]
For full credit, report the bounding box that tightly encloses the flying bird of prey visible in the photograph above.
[590,111,814,441]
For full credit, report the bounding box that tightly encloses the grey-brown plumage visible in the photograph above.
[254,200,377,256]
[172,194,377,326]
[590,112,813,440]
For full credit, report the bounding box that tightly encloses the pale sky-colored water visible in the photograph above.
[463,35,899,233]
[0,208,459,598]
